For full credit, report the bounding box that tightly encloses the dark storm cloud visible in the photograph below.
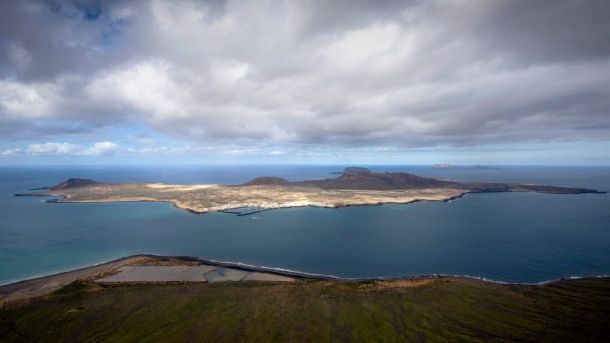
[478,1,610,64]
[0,1,109,80]
[0,0,609,147]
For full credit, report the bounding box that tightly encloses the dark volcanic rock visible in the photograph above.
[510,184,605,194]
[461,182,605,194]
[301,171,458,190]
[50,178,104,191]
[242,167,604,194]
[243,177,292,186]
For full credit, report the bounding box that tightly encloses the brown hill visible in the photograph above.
[342,167,371,174]
[242,168,604,193]
[300,171,458,190]
[50,178,104,191]
[243,177,292,186]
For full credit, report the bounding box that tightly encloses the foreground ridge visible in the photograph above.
[1,254,609,342]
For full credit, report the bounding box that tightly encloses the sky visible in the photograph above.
[1,0,609,165]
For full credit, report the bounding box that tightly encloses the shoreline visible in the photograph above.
[19,187,605,216]
[2,253,609,305]
[12,168,605,216]
[17,189,487,215]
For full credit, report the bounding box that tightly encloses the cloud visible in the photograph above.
[8,42,33,72]
[80,141,119,156]
[1,141,119,157]
[0,79,54,118]
[0,0,609,152]
[0,148,22,157]
[26,142,80,156]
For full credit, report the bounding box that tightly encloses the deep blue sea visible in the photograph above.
[1,165,609,285]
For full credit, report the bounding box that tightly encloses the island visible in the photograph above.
[432,163,499,169]
[17,167,603,214]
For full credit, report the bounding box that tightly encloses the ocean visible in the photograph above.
[0,165,609,284]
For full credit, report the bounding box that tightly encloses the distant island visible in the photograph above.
[433,164,499,169]
[329,166,373,174]
[17,167,603,215]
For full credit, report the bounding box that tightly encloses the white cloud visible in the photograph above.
[0,80,54,118]
[26,142,79,156]
[224,148,261,155]
[126,145,193,155]
[212,60,250,83]
[320,22,406,71]
[0,142,119,157]
[80,142,119,156]
[85,60,185,120]
[0,148,22,157]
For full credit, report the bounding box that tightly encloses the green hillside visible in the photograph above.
[2,277,609,342]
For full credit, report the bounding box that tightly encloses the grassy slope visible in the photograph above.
[1,277,609,342]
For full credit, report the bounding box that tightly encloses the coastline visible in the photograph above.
[3,257,610,342]
[22,189,479,215]
[3,253,609,305]
[21,185,605,215]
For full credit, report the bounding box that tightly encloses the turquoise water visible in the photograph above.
[1,165,609,284]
